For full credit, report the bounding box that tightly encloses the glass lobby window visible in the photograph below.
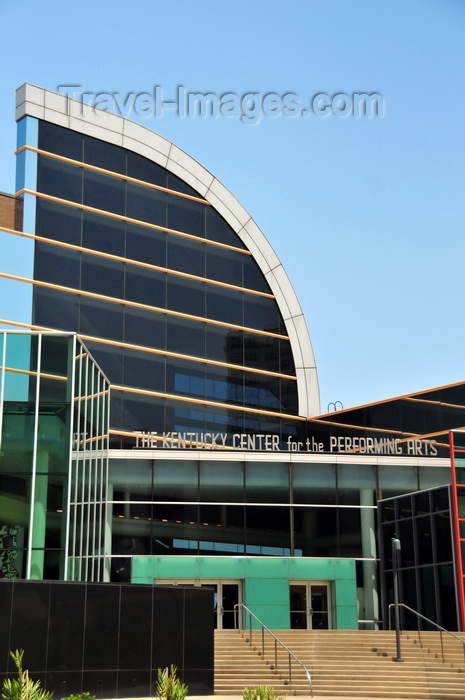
[378,463,419,499]
[39,120,83,160]
[126,265,166,307]
[37,156,83,203]
[167,235,206,277]
[338,508,362,557]
[293,463,337,505]
[245,462,289,504]
[199,461,244,502]
[153,460,199,501]
[83,169,125,216]
[82,211,125,256]
[81,253,124,299]
[37,334,70,404]
[294,506,338,556]
[337,463,377,506]
[126,181,167,226]
[35,199,82,246]
[83,134,127,175]
[245,506,290,553]
[206,246,243,287]
[34,241,81,289]
[125,222,167,267]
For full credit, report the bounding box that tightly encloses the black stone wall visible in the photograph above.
[0,580,214,697]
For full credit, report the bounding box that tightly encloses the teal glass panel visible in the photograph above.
[4,334,38,401]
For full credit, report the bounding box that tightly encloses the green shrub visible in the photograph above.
[62,693,96,700]
[2,649,53,700]
[243,685,286,700]
[156,665,188,700]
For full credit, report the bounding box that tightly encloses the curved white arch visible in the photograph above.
[16,83,320,416]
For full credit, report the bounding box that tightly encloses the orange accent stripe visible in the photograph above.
[0,318,295,380]
[1,225,273,299]
[16,188,250,256]
[0,275,288,339]
[111,383,305,421]
[0,365,67,381]
[16,145,211,205]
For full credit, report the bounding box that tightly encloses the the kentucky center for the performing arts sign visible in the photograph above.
[134,431,438,456]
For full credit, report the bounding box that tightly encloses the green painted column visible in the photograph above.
[29,452,49,579]
[360,488,379,628]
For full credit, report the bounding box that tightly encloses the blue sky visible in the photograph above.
[1,0,464,413]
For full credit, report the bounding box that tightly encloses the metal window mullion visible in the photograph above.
[26,333,42,579]
[63,335,77,580]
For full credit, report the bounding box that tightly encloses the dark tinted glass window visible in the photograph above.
[206,286,243,326]
[120,392,165,431]
[206,207,245,248]
[35,199,82,246]
[167,277,205,317]
[124,308,166,349]
[243,255,270,292]
[83,170,125,215]
[127,152,167,187]
[167,172,201,198]
[81,253,124,298]
[166,317,205,357]
[39,121,83,161]
[83,135,126,174]
[205,366,243,404]
[79,298,124,341]
[127,182,166,226]
[243,333,281,373]
[86,342,123,385]
[126,266,166,307]
[123,348,165,392]
[167,236,206,277]
[126,222,166,267]
[244,295,280,332]
[167,195,206,237]
[33,288,79,332]
[206,247,243,286]
[206,326,243,364]
[37,156,82,203]
[82,211,125,256]
[34,241,80,289]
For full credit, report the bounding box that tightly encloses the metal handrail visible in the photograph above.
[388,602,465,666]
[234,603,312,695]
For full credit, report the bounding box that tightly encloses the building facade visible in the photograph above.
[1,84,465,632]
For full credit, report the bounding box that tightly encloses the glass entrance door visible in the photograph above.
[155,579,240,630]
[290,581,331,629]
[216,582,240,629]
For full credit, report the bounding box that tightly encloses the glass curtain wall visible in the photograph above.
[0,331,109,581]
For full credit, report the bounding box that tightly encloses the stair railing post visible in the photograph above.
[275,638,277,668]
[262,625,265,657]
[392,537,404,662]
[249,612,252,646]
[440,630,445,663]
